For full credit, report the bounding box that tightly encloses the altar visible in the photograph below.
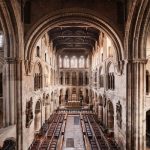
[65,101,81,108]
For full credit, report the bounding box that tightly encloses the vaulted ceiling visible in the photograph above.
[48,24,100,55]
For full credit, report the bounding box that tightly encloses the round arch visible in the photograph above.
[24,9,124,68]
[0,3,23,149]
[125,1,150,59]
[125,1,150,150]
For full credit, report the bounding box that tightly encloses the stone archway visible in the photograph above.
[0,2,23,149]
[34,100,41,132]
[24,10,124,76]
[125,1,150,149]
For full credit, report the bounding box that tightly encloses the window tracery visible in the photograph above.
[64,56,69,68]
[34,64,42,91]
[71,56,77,68]
[0,34,3,48]
[59,56,62,68]
[79,56,85,68]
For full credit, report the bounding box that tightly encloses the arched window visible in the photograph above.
[0,33,3,48]
[79,56,85,68]
[146,70,149,94]
[107,63,115,90]
[59,56,62,68]
[45,53,47,62]
[36,46,40,57]
[85,72,89,85]
[71,56,77,68]
[86,57,89,68]
[99,68,104,88]
[60,72,63,85]
[64,56,69,68]
[79,72,83,85]
[65,72,70,85]
[72,72,77,85]
[34,63,42,91]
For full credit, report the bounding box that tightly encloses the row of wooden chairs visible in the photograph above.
[48,115,64,149]
[83,115,99,149]
[29,113,63,150]
[89,115,119,150]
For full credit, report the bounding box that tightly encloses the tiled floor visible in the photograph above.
[63,115,85,150]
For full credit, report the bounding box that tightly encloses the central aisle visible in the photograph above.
[63,115,85,150]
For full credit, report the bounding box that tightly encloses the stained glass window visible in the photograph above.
[71,56,77,68]
[59,56,62,68]
[79,56,85,68]
[0,34,3,48]
[64,56,69,68]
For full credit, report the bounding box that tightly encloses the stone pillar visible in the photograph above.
[3,58,18,126]
[126,60,146,150]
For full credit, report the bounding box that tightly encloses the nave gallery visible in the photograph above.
[0,0,150,150]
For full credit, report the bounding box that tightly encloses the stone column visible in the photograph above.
[126,60,146,150]
[3,58,18,126]
[3,58,23,150]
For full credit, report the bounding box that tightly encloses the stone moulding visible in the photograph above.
[24,60,34,75]
[24,9,124,68]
